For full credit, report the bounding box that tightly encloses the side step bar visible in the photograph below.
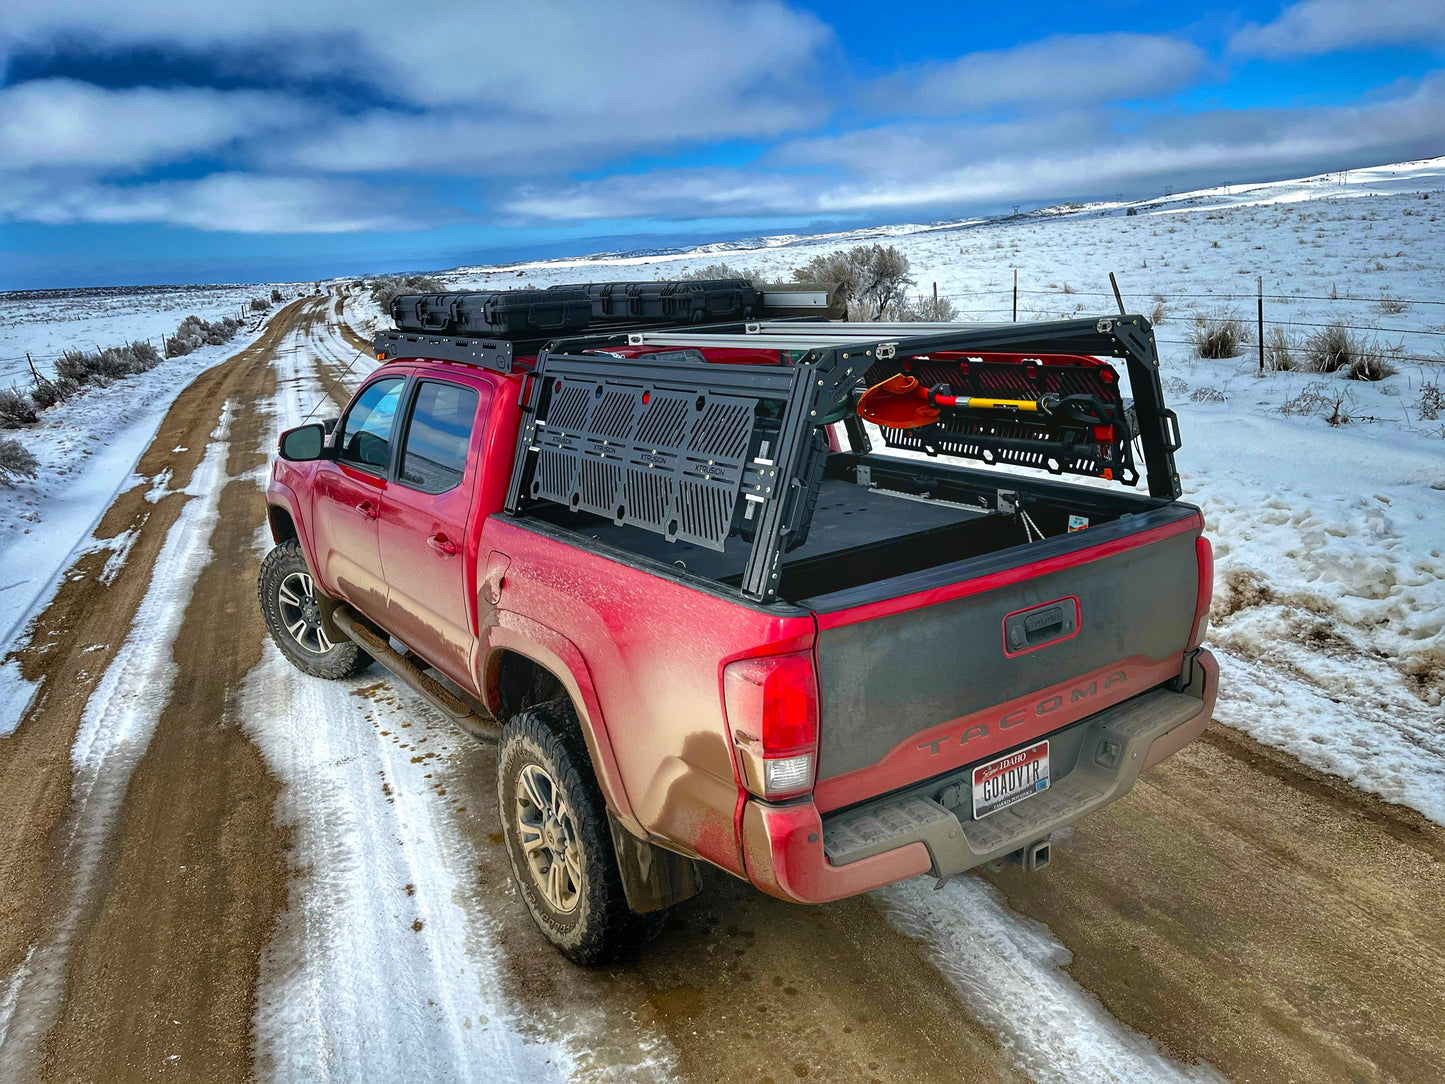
[330,605,502,744]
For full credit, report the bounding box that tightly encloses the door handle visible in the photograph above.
[355,500,378,520]
[428,534,458,556]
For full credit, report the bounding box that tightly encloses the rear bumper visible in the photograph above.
[742,648,1217,904]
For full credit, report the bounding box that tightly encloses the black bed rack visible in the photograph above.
[495,314,1181,603]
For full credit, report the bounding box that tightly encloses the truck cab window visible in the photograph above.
[338,378,405,471]
[399,381,479,493]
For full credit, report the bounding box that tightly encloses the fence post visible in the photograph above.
[1012,269,1018,322]
[1257,275,1265,375]
[932,281,938,306]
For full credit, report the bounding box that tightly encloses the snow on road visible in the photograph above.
[0,405,234,1078]
[877,876,1224,1083]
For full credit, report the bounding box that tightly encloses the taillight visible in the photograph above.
[724,651,819,800]
[1189,535,1214,649]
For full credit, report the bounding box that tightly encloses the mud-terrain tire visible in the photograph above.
[258,540,372,679]
[498,701,664,965]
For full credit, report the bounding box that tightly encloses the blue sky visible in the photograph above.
[1,0,1442,288]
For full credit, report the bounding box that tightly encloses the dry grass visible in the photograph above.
[1191,312,1246,358]
[1265,326,1297,371]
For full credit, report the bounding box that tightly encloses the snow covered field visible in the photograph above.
[0,282,299,386]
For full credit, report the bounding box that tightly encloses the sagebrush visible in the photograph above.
[0,389,38,428]
[57,340,162,385]
[369,275,445,312]
[792,244,913,320]
[0,437,38,487]
[677,263,768,287]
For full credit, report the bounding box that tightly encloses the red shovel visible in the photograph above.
[856,374,939,429]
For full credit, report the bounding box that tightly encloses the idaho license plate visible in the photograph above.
[972,740,1050,820]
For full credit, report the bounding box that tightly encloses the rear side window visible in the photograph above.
[399,381,480,493]
[338,378,406,471]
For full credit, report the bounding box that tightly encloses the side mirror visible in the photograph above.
[278,423,332,462]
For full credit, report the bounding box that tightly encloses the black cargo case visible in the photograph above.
[391,289,591,339]
[548,279,759,324]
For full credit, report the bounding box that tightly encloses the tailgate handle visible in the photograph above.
[1004,597,1080,656]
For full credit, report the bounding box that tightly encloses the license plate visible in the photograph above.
[972,740,1050,820]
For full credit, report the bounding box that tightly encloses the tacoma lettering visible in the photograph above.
[915,671,1132,756]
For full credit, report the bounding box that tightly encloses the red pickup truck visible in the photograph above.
[260,287,1216,964]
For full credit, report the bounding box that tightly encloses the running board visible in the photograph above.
[331,605,501,744]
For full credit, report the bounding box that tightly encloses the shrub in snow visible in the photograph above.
[1378,293,1408,315]
[56,340,162,387]
[0,437,38,487]
[896,294,959,322]
[0,388,38,428]
[370,275,445,313]
[271,288,284,303]
[250,297,269,312]
[793,244,913,321]
[678,262,767,287]
[165,315,241,357]
[1420,383,1442,422]
[1149,300,1168,325]
[1190,312,1245,358]
[29,376,80,410]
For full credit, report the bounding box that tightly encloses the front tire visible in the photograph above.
[497,701,663,964]
[258,540,371,679]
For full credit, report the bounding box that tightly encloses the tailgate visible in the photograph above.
[810,505,1203,812]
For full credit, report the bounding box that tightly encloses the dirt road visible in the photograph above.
[0,295,1440,1083]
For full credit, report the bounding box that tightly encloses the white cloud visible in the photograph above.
[0,173,418,233]
[502,73,1445,221]
[0,79,308,170]
[1231,0,1445,57]
[1,0,830,123]
[872,33,1205,113]
[265,97,824,177]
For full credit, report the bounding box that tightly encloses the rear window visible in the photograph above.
[399,381,479,492]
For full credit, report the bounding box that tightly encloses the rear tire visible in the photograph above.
[497,701,664,965]
[258,540,372,679]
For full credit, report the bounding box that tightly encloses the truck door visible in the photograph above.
[311,375,406,622]
[378,376,487,690]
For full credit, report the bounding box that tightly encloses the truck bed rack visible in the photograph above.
[500,314,1179,603]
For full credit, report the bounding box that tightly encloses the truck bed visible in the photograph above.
[527,451,1173,606]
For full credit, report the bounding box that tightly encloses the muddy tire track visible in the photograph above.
[983,723,1445,1084]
